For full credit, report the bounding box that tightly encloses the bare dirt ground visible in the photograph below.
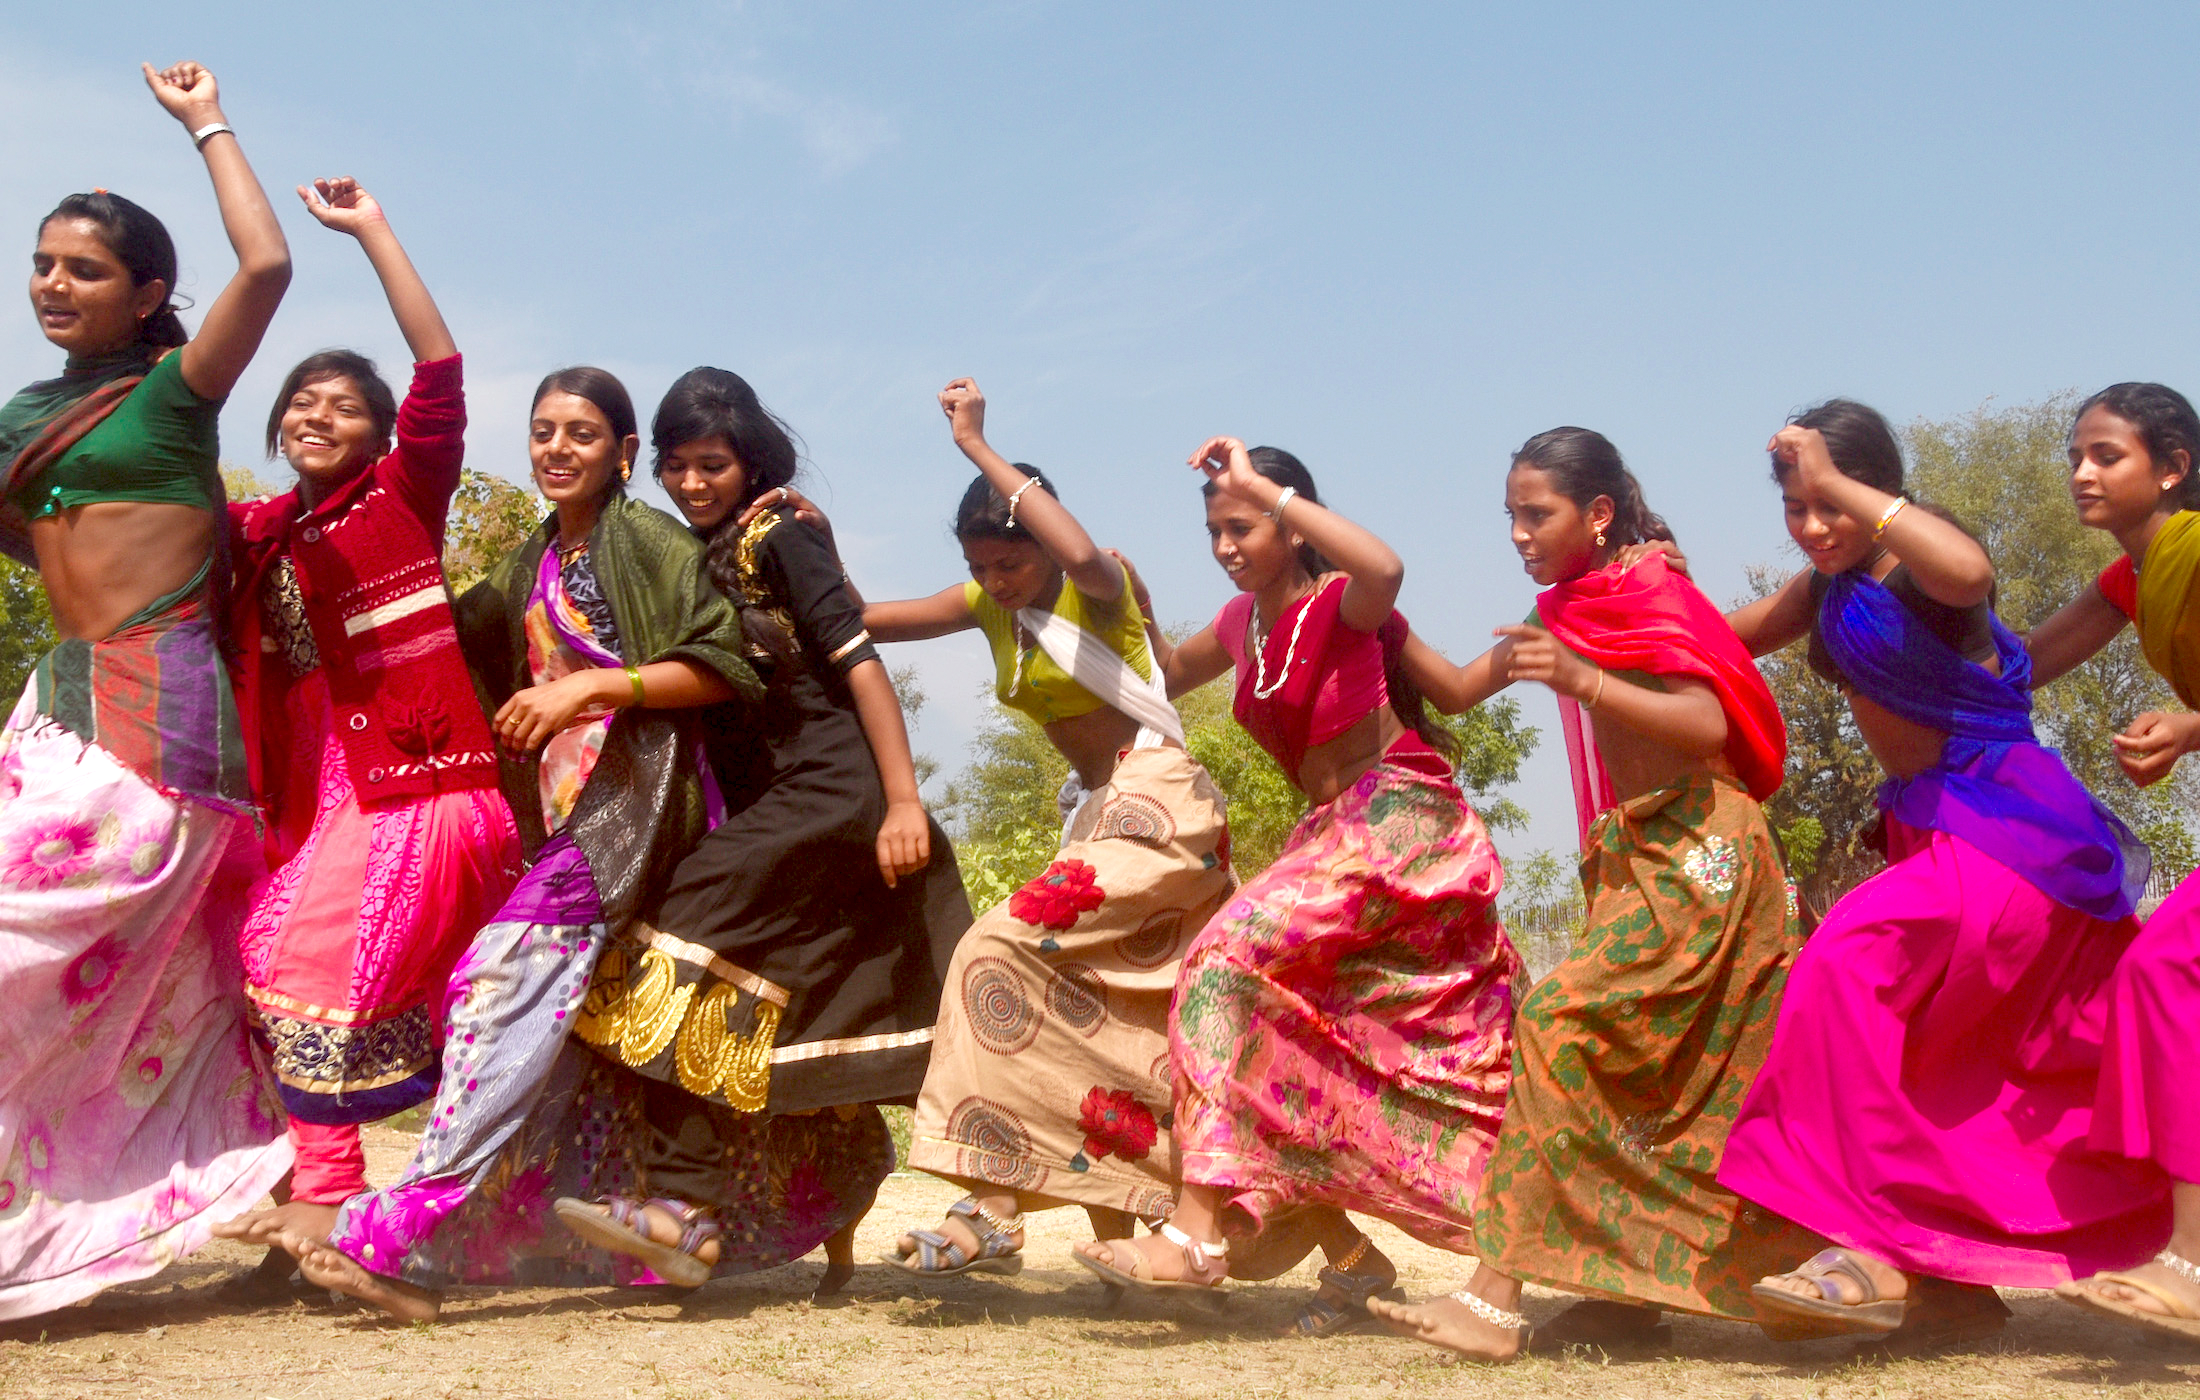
[0,1125,2193,1400]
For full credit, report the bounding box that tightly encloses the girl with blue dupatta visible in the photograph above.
[1711,402,2167,1346]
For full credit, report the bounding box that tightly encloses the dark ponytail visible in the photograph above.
[41,192,187,349]
[1510,427,1672,547]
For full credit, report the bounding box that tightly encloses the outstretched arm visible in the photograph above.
[863,583,978,643]
[1400,630,1512,713]
[1726,569,1816,658]
[1772,425,1992,609]
[144,62,290,401]
[941,378,1121,601]
[2028,586,2129,687]
[1190,436,1403,632]
[299,178,455,362]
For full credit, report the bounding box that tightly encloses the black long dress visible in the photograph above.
[573,505,972,1197]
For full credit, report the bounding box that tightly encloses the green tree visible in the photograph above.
[0,559,56,702]
[443,469,546,592]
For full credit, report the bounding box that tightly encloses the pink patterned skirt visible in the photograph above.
[0,686,290,1320]
[240,670,520,1126]
[1171,757,1521,1255]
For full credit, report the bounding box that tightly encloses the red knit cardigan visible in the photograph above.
[228,355,501,839]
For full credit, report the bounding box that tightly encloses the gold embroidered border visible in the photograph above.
[247,983,427,1027]
[573,939,783,1112]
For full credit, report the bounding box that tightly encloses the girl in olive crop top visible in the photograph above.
[777,377,1234,1288]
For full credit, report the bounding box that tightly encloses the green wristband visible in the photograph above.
[625,665,645,707]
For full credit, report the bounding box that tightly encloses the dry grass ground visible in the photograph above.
[0,1125,2192,1400]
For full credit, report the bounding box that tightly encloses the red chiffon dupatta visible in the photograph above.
[1534,553,1785,844]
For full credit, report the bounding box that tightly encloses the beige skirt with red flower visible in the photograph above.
[908,745,1232,1217]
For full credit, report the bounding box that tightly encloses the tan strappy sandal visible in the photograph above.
[2056,1250,2200,1344]
[1073,1222,1229,1303]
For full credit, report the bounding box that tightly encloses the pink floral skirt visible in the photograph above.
[1171,758,1520,1254]
[0,687,289,1320]
[240,671,520,1125]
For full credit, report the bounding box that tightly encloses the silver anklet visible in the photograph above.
[966,1199,1024,1235]
[1448,1288,1527,1332]
[2159,1249,2200,1287]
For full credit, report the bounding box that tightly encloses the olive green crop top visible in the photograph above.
[12,354,223,518]
[966,566,1156,726]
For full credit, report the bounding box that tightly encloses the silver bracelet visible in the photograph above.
[190,121,234,149]
[1267,485,1298,521]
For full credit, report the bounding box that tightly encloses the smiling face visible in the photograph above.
[1777,465,1876,575]
[530,391,631,509]
[29,217,164,356]
[279,374,385,488]
[1505,464,1612,585]
[657,435,751,533]
[1204,490,1302,594]
[961,536,1057,612]
[2069,404,2184,536]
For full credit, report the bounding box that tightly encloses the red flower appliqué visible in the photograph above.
[1078,1087,1158,1162]
[1009,859,1105,931]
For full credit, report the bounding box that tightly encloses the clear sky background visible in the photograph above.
[6,2,2196,866]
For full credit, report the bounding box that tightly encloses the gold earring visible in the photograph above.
[1595,528,1607,547]
[619,458,632,482]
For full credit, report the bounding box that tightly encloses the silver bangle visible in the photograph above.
[190,121,233,149]
[1268,485,1298,521]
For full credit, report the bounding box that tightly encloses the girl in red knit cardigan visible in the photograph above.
[213,178,522,1285]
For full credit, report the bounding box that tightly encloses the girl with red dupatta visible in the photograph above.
[1067,439,1522,1338]
[1371,427,1811,1360]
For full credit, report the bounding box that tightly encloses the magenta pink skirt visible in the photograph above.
[1720,819,2170,1286]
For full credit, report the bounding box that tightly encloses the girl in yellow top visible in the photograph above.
[779,378,1232,1276]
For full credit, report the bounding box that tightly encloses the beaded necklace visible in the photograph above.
[1249,579,1320,700]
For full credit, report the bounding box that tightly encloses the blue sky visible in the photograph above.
[8,2,2197,864]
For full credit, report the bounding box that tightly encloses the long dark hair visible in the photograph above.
[264,349,396,463]
[2076,382,2200,511]
[1510,427,1672,547]
[1779,398,1904,494]
[1211,446,1455,759]
[652,366,807,679]
[41,192,188,350]
[532,366,636,505]
[954,465,1058,545]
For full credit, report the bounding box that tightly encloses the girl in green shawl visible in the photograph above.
[2027,382,2200,1343]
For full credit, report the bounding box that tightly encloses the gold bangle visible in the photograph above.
[1872,495,1909,539]
[625,665,645,707]
[1584,666,1606,710]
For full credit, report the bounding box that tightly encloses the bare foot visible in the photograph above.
[1368,1292,1526,1361]
[293,1241,441,1323]
[214,1246,299,1306]
[213,1199,340,1246]
[818,1208,863,1296]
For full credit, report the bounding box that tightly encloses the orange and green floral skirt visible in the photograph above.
[907,745,1232,1217]
[1472,770,1819,1319]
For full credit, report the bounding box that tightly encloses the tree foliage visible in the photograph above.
[443,469,547,592]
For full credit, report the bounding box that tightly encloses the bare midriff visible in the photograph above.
[1045,706,1148,792]
[29,501,215,641]
[1597,709,1739,807]
[1295,706,1406,808]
